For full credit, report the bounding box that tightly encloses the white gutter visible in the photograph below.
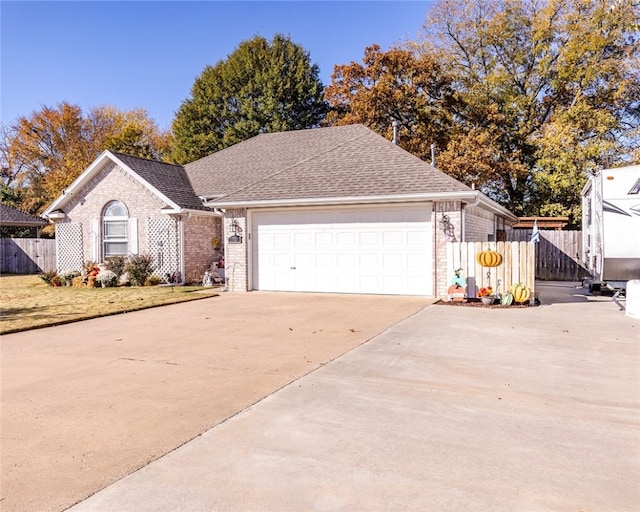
[475,195,519,224]
[204,191,518,223]
[160,208,223,217]
[204,191,481,209]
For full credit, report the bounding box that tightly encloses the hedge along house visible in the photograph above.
[43,125,517,296]
[42,152,222,283]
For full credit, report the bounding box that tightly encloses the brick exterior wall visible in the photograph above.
[182,213,223,284]
[55,163,163,266]
[223,209,248,292]
[434,201,462,299]
[52,162,220,282]
[464,205,496,242]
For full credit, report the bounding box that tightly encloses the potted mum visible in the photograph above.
[95,269,118,288]
[478,286,495,305]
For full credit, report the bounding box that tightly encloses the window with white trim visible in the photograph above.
[102,201,129,257]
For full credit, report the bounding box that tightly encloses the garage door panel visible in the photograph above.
[408,229,429,243]
[407,253,429,268]
[251,205,432,295]
[273,233,290,245]
[382,231,404,245]
[382,254,403,267]
[294,254,313,266]
[294,232,312,246]
[359,232,379,245]
[359,254,379,267]
[337,254,356,267]
[315,254,334,266]
[315,232,332,245]
[337,232,356,244]
[273,253,291,266]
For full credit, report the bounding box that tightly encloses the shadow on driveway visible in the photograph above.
[536,280,607,305]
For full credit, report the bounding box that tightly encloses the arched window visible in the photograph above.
[102,201,128,257]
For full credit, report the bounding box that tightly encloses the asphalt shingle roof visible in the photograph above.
[184,124,471,203]
[0,203,48,227]
[111,152,210,211]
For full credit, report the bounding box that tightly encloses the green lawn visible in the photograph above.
[0,275,219,334]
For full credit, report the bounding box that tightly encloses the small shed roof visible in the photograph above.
[515,217,569,230]
[0,204,48,227]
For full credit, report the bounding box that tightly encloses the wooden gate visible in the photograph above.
[0,239,56,274]
[510,230,588,281]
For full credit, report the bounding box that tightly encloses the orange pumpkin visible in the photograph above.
[476,250,503,267]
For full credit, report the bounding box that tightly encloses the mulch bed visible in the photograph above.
[435,298,537,308]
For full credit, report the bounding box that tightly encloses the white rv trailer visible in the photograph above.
[581,165,640,291]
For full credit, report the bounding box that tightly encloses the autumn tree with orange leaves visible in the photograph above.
[324,44,455,163]
[1,103,171,219]
[325,0,640,223]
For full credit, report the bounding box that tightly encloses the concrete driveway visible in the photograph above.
[1,292,431,512]
[3,284,639,511]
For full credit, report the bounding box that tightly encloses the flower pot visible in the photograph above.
[481,296,495,306]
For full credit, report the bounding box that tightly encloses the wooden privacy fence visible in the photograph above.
[510,230,588,281]
[446,241,535,298]
[0,238,56,274]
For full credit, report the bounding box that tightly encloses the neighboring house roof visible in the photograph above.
[0,203,48,227]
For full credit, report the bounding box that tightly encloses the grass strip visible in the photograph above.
[0,275,220,334]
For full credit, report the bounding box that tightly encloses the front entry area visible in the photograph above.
[250,204,433,295]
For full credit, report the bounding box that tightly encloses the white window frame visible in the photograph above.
[102,201,129,258]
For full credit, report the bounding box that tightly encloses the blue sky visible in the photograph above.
[1,1,435,131]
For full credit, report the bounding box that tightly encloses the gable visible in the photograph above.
[63,162,170,219]
[111,153,210,212]
[43,151,212,219]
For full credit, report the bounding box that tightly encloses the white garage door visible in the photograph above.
[251,205,433,295]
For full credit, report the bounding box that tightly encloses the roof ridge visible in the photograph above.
[110,151,184,169]
[215,126,371,199]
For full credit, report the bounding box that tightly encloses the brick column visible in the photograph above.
[434,201,462,298]
[223,209,248,292]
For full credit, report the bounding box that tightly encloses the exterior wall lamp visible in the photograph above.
[228,219,243,244]
[439,213,457,241]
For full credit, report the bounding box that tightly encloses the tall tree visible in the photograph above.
[172,34,328,163]
[422,0,640,219]
[324,44,455,162]
[1,103,171,216]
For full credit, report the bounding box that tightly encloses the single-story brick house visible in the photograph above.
[43,124,518,296]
